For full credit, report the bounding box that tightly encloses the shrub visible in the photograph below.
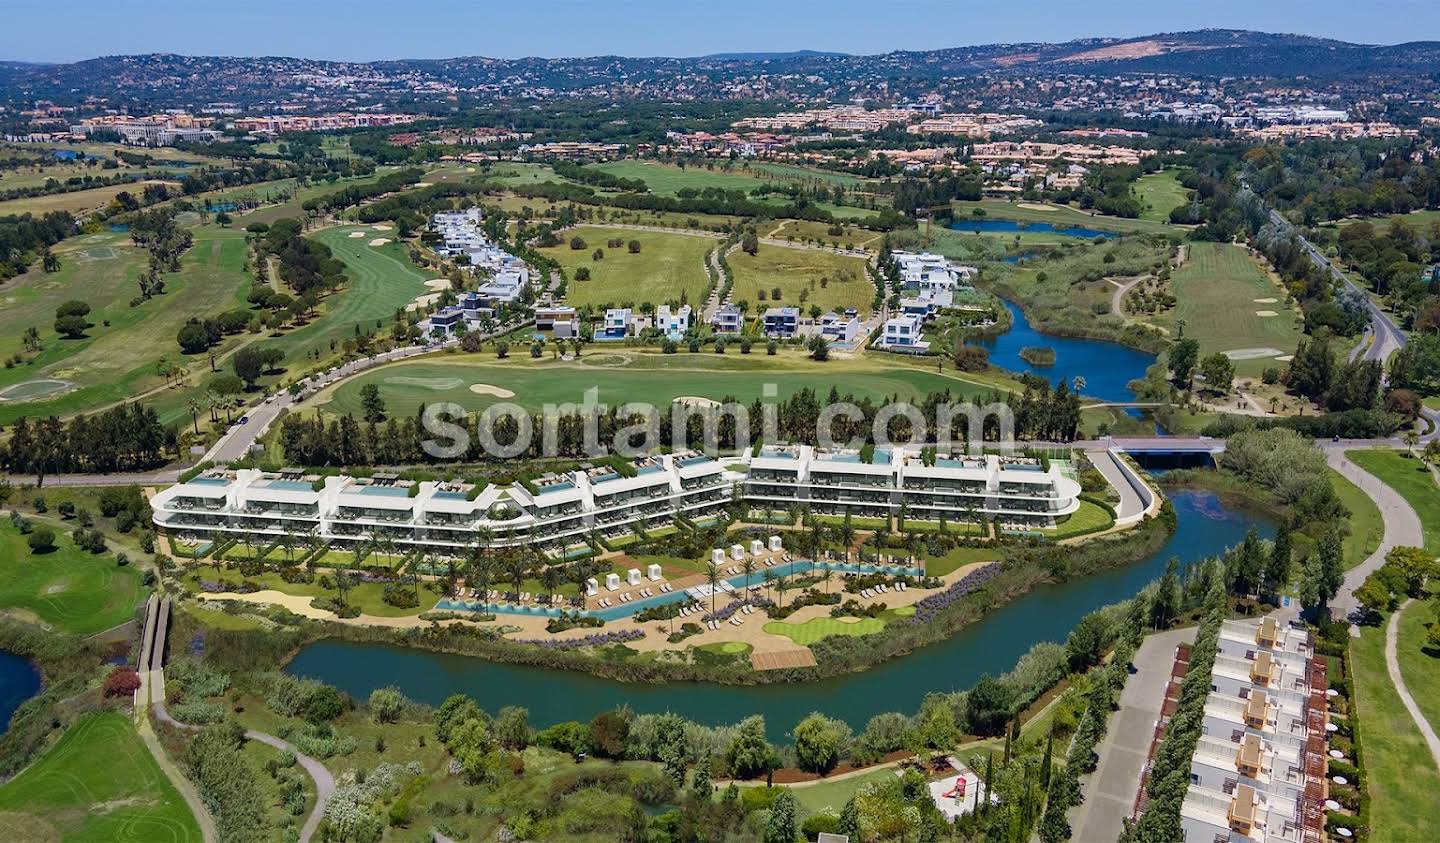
[103,666,141,697]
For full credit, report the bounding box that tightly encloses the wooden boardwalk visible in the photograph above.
[750,649,817,671]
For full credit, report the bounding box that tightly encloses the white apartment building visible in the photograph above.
[151,453,731,558]
[745,446,1081,528]
[890,250,975,310]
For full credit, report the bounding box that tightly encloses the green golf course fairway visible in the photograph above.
[313,353,995,416]
[0,521,145,636]
[0,712,201,843]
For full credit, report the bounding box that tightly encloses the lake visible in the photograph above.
[967,300,1155,403]
[286,489,1270,738]
[0,651,41,734]
[950,218,1117,240]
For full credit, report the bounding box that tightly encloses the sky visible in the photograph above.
[1,0,1437,63]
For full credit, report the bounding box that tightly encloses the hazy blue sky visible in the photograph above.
[1,0,1436,63]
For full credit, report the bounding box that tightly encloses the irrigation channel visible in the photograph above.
[286,488,1271,739]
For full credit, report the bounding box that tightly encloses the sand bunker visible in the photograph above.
[371,224,394,231]
[405,293,442,311]
[1223,347,1285,361]
[0,378,73,402]
[369,238,391,247]
[385,375,464,390]
[414,182,433,188]
[424,278,452,290]
[1254,310,1278,317]
[1253,297,1278,304]
[1016,203,1057,212]
[673,396,721,408]
[348,231,366,238]
[469,383,516,398]
[1275,355,1294,362]
[465,167,476,172]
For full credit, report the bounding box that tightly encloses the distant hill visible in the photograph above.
[2,30,1437,107]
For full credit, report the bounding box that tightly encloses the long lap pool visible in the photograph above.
[286,489,1270,738]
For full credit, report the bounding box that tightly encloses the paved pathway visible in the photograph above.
[1322,446,1425,619]
[1385,599,1440,773]
[135,671,218,843]
[1068,626,1195,842]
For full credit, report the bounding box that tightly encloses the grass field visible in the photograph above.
[592,161,767,196]
[1330,467,1386,570]
[183,562,439,617]
[313,351,994,417]
[1152,242,1302,377]
[0,519,145,636]
[763,615,888,645]
[0,711,202,843]
[1346,449,1440,555]
[1397,600,1440,733]
[537,226,716,308]
[1352,614,1440,841]
[727,244,872,316]
[1043,499,1114,539]
[1133,169,1191,223]
[0,180,183,217]
[0,225,253,425]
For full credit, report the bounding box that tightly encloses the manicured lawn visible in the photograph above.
[536,226,716,309]
[0,711,202,843]
[313,352,993,417]
[1396,600,1440,733]
[1330,467,1385,570]
[1346,449,1440,555]
[1133,169,1190,222]
[1152,242,1302,377]
[922,546,1003,577]
[788,767,897,817]
[1351,616,1440,840]
[696,641,753,656]
[764,615,887,645]
[0,521,145,635]
[727,244,873,316]
[1043,499,1115,539]
[949,198,1179,234]
[0,225,253,425]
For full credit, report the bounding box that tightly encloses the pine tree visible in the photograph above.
[690,747,712,802]
[838,797,860,839]
[764,789,797,843]
[1263,521,1293,600]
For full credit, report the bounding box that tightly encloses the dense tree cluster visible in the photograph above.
[0,210,75,281]
[2,404,171,479]
[257,218,347,295]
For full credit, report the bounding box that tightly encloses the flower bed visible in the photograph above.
[514,628,645,650]
[907,563,1002,625]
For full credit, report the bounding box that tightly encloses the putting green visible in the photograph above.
[764,615,887,645]
[385,375,465,390]
[0,379,72,402]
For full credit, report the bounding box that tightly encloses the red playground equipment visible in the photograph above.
[941,777,968,800]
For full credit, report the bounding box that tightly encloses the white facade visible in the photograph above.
[880,314,928,351]
[655,304,692,338]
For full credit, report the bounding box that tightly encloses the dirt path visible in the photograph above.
[1108,276,1143,318]
[1385,599,1440,773]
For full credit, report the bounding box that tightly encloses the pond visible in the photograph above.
[0,651,41,734]
[950,218,1117,240]
[966,300,1155,404]
[286,489,1271,739]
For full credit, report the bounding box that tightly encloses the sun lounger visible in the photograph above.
[861,589,872,598]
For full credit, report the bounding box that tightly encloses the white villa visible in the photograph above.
[891,250,976,309]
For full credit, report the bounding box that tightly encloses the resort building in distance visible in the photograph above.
[151,447,1084,559]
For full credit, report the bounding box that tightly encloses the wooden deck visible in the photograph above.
[750,648,817,671]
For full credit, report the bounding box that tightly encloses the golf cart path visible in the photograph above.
[1385,599,1440,773]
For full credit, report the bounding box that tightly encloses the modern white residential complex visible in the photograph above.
[152,446,1087,555]
[151,452,732,559]
[745,446,1081,528]
[1175,618,1330,843]
[891,250,976,309]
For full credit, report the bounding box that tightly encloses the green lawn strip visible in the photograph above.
[1351,618,1440,840]
[949,198,1179,235]
[696,641,753,656]
[536,225,715,308]
[1395,600,1440,733]
[1329,467,1385,570]
[312,353,993,417]
[728,243,873,316]
[0,520,144,635]
[761,610,914,647]
[181,562,438,617]
[921,546,1004,577]
[1037,499,1114,540]
[591,160,767,196]
[1151,242,1302,377]
[1346,449,1440,555]
[0,711,202,843]
[1133,169,1191,222]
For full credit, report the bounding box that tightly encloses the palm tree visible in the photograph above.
[334,569,354,608]
[541,565,563,605]
[1072,376,1087,394]
[775,577,790,608]
[821,567,834,594]
[741,558,756,592]
[186,396,204,436]
[705,562,721,613]
[762,568,775,603]
[506,551,530,601]
[279,526,297,564]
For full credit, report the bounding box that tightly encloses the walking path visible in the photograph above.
[1068,626,1195,842]
[1385,599,1440,773]
[1322,446,1424,619]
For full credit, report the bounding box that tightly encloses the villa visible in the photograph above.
[891,250,975,310]
[763,306,799,338]
[655,304,692,339]
[601,307,632,339]
[711,304,744,335]
[878,314,928,352]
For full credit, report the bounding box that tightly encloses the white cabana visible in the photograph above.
[585,577,599,596]
[749,539,764,556]
[768,535,783,551]
[605,572,621,591]
[647,563,662,581]
[711,548,726,564]
[730,544,745,561]
[627,568,642,586]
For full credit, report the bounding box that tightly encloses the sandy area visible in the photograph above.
[1254,310,1278,317]
[347,231,366,239]
[1016,202,1057,212]
[371,224,394,231]
[465,167,476,172]
[1223,347,1284,360]
[405,293,442,312]
[1275,354,1294,362]
[468,383,516,398]
[1253,297,1278,304]
[414,182,433,188]
[369,238,391,247]
[424,278,452,290]
[674,395,721,408]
